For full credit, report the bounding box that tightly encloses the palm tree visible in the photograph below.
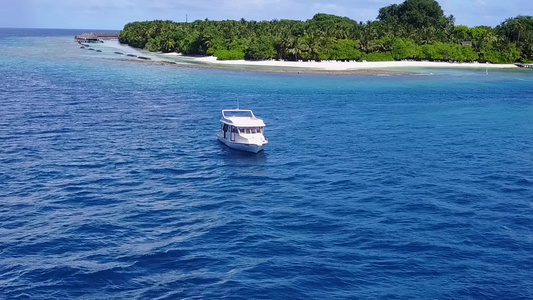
[287,37,304,61]
[360,23,378,53]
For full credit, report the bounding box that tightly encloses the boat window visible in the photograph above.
[223,110,253,118]
[239,128,245,133]
[251,128,256,134]
[257,127,262,133]
[246,129,251,134]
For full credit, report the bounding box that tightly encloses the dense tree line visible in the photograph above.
[119,0,533,63]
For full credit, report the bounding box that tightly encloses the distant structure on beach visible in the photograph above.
[75,32,120,43]
[515,63,533,69]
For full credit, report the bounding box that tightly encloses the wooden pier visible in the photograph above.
[75,32,120,43]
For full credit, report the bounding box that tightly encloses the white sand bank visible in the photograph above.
[193,56,518,71]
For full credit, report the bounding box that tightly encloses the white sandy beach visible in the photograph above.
[192,56,518,71]
[102,41,518,71]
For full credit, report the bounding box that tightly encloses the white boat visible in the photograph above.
[217,109,268,153]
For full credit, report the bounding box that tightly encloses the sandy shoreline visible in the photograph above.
[192,56,518,71]
[101,41,519,73]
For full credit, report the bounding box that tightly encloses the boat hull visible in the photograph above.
[218,137,266,153]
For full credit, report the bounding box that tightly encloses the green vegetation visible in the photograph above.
[118,0,533,63]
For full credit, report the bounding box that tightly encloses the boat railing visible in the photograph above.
[222,109,256,119]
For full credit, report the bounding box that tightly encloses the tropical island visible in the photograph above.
[117,0,533,68]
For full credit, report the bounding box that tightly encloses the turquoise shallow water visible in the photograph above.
[1,29,532,299]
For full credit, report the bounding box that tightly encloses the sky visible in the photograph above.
[0,0,531,30]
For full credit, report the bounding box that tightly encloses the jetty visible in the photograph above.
[75,32,120,43]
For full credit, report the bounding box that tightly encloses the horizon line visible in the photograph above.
[0,26,122,31]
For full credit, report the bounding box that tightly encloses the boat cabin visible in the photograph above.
[218,109,268,153]
[221,124,264,139]
[220,110,265,141]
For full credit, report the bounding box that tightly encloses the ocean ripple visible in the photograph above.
[1,30,533,299]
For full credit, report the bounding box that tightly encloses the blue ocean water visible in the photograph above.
[0,28,532,299]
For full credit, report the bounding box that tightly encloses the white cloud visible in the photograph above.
[223,0,280,9]
[312,3,342,14]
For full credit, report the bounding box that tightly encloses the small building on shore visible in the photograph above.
[515,63,533,69]
[75,32,120,43]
